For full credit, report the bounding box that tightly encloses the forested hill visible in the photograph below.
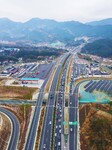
[0,18,112,42]
[81,39,112,58]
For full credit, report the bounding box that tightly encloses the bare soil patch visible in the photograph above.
[0,86,37,100]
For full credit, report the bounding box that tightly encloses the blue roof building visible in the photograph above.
[21,78,39,81]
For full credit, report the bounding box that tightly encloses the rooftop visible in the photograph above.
[21,78,39,81]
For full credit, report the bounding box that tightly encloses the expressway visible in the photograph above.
[53,55,72,150]
[69,58,85,150]
[69,86,79,150]
[39,53,70,150]
[69,61,78,150]
[19,52,82,150]
[0,107,19,150]
[25,65,54,150]
[25,54,68,150]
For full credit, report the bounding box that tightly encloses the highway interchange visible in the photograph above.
[0,52,88,150]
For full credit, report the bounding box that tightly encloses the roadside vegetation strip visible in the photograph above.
[56,54,70,92]
[44,65,57,94]
[65,55,74,94]
[34,107,46,150]
[64,56,74,137]
[17,104,32,150]
[0,86,37,100]
[56,67,63,91]
[51,102,56,150]
[64,107,69,135]
[44,55,63,94]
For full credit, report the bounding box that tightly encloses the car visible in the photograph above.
[59,129,61,133]
[55,133,57,136]
[49,121,52,125]
[50,94,53,98]
[70,128,73,132]
[60,114,62,117]
[55,144,57,148]
[43,144,46,148]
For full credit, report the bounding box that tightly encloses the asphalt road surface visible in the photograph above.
[0,107,19,150]
[25,63,55,150]
[39,54,69,150]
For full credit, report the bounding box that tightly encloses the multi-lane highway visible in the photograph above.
[53,55,72,150]
[1,47,106,150]
[69,85,79,150]
[25,53,69,150]
[0,52,83,150]
[25,52,81,150]
[25,65,54,150]
[0,107,19,150]
[69,54,85,150]
[39,53,70,150]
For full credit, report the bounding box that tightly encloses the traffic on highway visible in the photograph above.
[0,50,103,150]
[0,52,81,150]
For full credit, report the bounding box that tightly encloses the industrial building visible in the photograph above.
[21,78,39,84]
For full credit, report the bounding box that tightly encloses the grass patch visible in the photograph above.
[0,86,37,100]
[35,107,46,150]
[64,107,69,135]
[13,81,19,85]
[51,106,56,150]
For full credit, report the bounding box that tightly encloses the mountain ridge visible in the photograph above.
[0,18,112,42]
[86,18,112,26]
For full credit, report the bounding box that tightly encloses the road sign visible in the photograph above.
[69,121,78,125]
[63,121,78,125]
[63,121,67,125]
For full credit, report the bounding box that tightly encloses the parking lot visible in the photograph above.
[23,63,53,80]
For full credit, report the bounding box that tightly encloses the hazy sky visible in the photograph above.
[0,0,112,22]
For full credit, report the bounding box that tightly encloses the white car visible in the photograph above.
[43,144,46,148]
[59,129,61,133]
[70,128,73,132]
[49,121,52,125]
[55,133,57,136]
